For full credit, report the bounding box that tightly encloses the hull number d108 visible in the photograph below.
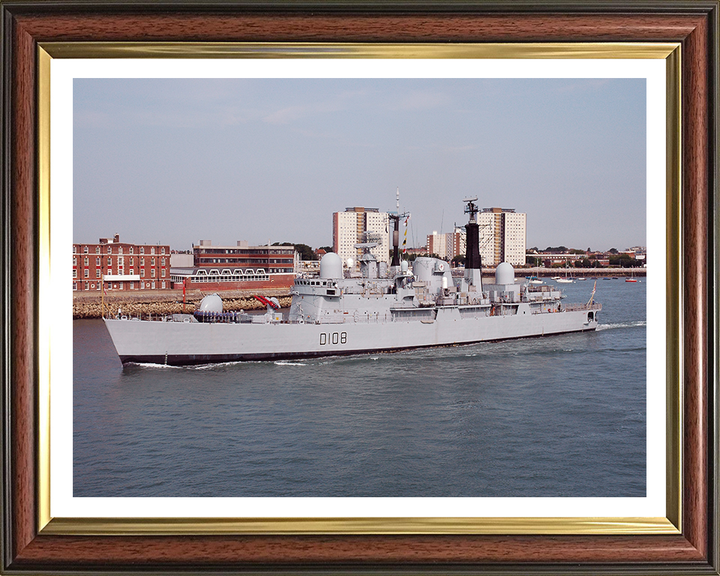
[320,332,347,345]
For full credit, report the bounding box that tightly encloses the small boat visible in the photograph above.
[556,268,575,284]
[626,270,639,282]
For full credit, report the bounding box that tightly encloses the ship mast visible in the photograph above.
[463,197,483,291]
[388,187,410,268]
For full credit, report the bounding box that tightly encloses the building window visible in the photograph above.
[96,257,100,266]
[129,247,134,254]
[107,246,112,254]
[73,270,77,278]
[141,269,145,277]
[151,247,155,255]
[129,268,134,275]
[73,282,77,290]
[140,258,145,266]
[95,246,100,254]
[161,247,166,255]
[151,257,155,266]
[161,257,165,266]
[151,281,155,289]
[96,270,100,278]
[83,246,88,254]
[107,257,112,265]
[130,282,134,289]
[161,281,166,289]
[118,246,123,254]
[130,257,134,265]
[140,247,145,254]
[73,256,77,265]
[73,246,77,254]
[151,268,156,277]
[161,269,166,277]
[84,269,89,278]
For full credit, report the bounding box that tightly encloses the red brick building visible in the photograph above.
[73,234,170,292]
[169,240,298,292]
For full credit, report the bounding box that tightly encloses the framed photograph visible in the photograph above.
[1,1,717,573]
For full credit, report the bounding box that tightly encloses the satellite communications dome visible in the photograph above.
[198,293,223,313]
[495,262,515,285]
[320,252,343,279]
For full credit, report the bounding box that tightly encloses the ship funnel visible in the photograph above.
[463,198,483,291]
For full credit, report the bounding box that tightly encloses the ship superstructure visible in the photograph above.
[104,200,601,365]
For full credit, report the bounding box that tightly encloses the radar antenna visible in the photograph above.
[463,197,479,223]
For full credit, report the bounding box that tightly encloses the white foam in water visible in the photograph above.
[596,320,647,331]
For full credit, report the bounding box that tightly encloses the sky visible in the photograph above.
[73,78,646,252]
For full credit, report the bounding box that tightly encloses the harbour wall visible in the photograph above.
[74,288,292,320]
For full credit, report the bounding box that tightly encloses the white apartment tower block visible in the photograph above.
[477,208,527,266]
[333,207,390,270]
[427,227,466,261]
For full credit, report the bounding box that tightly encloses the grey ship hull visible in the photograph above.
[104,304,599,366]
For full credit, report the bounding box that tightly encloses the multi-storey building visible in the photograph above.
[332,207,390,271]
[73,234,170,291]
[169,240,297,291]
[427,227,466,261]
[477,208,527,266]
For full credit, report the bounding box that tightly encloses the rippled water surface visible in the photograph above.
[74,279,646,497]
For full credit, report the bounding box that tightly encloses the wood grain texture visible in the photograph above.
[10,19,37,560]
[681,7,709,560]
[3,4,716,572]
[13,12,704,42]
[10,534,707,566]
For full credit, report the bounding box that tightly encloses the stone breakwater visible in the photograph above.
[74,290,292,320]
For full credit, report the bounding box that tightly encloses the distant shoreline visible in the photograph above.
[512,267,646,278]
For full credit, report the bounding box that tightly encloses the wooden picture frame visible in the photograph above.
[1,1,717,573]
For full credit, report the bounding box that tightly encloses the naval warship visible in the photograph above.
[104,199,601,365]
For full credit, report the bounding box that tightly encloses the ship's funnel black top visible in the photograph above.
[391,217,400,267]
[465,222,482,270]
[463,197,482,270]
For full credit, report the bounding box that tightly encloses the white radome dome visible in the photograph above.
[198,293,223,313]
[320,252,343,279]
[495,262,515,285]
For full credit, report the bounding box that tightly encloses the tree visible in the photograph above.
[271,241,317,261]
[452,255,466,266]
[608,247,619,255]
[293,243,317,261]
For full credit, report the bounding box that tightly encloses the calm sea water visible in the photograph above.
[74,279,646,497]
